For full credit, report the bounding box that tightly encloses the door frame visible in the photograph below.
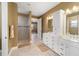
[1,2,8,56]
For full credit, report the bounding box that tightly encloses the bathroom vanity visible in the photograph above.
[43,9,79,56]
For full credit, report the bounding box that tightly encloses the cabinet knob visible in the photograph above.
[5,36,7,39]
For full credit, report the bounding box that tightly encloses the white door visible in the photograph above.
[2,2,8,56]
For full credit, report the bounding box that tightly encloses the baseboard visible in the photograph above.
[8,46,18,56]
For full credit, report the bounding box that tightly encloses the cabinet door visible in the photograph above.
[53,38,58,53]
[69,46,79,56]
[64,39,70,56]
[65,39,79,56]
[58,40,65,55]
[48,38,53,49]
[51,38,55,49]
[65,46,70,56]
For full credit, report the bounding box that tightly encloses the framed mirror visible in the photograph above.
[67,14,79,35]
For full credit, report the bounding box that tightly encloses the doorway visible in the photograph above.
[31,18,42,44]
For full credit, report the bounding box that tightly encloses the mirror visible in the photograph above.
[67,15,78,35]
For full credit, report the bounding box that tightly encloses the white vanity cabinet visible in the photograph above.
[51,10,65,55]
[56,38,79,56]
[65,39,79,56]
[52,37,59,53]
[43,33,52,48]
[69,46,79,56]
[43,34,79,56]
[43,9,66,56]
[57,38,65,56]
[43,9,79,56]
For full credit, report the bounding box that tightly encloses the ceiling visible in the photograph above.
[16,2,60,17]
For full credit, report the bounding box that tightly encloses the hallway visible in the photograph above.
[9,42,58,56]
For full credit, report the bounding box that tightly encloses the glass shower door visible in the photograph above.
[18,26,30,47]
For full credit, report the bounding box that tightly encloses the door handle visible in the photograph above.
[5,36,7,39]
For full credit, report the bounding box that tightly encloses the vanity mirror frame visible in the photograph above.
[66,12,79,36]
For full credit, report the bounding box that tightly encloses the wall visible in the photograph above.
[42,2,79,33]
[8,3,18,50]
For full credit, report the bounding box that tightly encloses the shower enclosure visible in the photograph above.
[18,26,30,45]
[18,15,30,47]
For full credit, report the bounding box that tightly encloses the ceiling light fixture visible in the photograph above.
[66,9,71,15]
[73,6,78,12]
[47,15,53,20]
[66,6,79,15]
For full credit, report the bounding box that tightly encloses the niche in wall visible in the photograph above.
[48,19,53,32]
[47,15,53,32]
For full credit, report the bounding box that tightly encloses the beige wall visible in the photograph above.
[8,3,18,49]
[42,2,79,33]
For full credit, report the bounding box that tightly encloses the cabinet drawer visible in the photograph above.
[70,42,79,48]
[59,52,64,56]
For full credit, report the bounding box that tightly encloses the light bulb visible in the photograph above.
[73,6,78,12]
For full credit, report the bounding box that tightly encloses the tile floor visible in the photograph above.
[9,42,58,56]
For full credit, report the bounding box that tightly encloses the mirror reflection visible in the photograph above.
[67,14,78,35]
